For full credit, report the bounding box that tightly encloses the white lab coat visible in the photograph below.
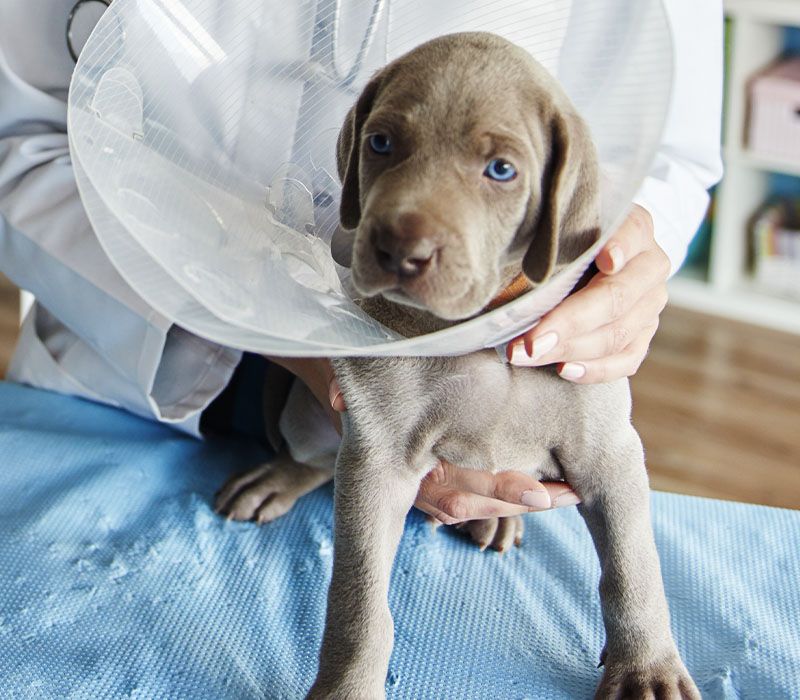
[0,0,723,434]
[0,1,241,434]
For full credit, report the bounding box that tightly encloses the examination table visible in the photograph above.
[1,381,798,699]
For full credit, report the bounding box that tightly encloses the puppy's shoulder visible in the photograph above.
[562,376,634,431]
[510,364,632,421]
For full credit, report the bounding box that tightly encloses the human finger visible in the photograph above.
[595,204,655,275]
[416,462,580,523]
[414,489,532,525]
[509,250,667,365]
[512,285,667,366]
[415,482,581,525]
[556,327,656,384]
[328,375,346,412]
[422,462,549,507]
[265,356,343,433]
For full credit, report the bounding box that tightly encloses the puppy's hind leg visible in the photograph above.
[215,450,332,524]
[456,516,524,552]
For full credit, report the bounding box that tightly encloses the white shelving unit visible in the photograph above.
[668,0,800,334]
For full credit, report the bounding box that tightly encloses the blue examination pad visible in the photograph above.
[0,381,798,699]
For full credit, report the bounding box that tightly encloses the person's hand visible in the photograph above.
[265,356,342,432]
[507,204,670,383]
[412,460,579,524]
[287,361,581,521]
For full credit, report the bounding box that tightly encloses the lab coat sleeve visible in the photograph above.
[0,48,241,433]
[633,0,724,274]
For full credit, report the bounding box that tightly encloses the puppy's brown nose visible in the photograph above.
[374,212,438,278]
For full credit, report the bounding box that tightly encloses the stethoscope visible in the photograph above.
[67,0,386,85]
[66,0,111,63]
[310,0,386,88]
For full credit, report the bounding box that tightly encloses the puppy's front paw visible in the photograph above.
[455,516,524,552]
[214,454,331,524]
[595,652,699,700]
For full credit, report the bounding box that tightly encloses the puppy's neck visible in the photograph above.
[358,296,458,338]
[359,269,530,339]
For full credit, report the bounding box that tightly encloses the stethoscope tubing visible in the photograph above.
[318,0,386,87]
[67,0,385,75]
[67,0,111,63]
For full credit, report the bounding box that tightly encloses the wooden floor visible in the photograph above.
[630,306,800,509]
[0,275,18,378]
[1,275,798,509]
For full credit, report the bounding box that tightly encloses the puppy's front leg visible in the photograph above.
[307,437,423,700]
[559,426,699,699]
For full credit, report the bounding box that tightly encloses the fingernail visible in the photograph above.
[328,383,342,409]
[509,343,537,367]
[553,491,581,508]
[521,488,552,510]
[609,245,624,272]
[531,332,558,360]
[559,362,586,381]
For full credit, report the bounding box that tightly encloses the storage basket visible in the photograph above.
[749,57,800,161]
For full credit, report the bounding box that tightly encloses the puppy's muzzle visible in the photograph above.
[371,212,441,279]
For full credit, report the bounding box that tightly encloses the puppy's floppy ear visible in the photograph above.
[336,74,384,231]
[522,110,601,285]
[330,226,355,267]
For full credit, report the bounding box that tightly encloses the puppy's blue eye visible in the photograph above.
[484,159,517,182]
[368,134,393,155]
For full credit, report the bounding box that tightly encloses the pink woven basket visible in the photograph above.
[749,57,800,162]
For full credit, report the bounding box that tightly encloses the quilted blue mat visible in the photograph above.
[1,381,798,699]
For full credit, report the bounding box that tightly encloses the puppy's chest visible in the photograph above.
[336,354,566,478]
[435,363,564,478]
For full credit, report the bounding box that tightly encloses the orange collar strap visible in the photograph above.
[485,272,531,311]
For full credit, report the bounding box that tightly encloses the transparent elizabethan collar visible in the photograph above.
[68,0,673,357]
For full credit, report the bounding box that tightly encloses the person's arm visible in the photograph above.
[509,0,724,383]
[0,37,240,433]
[635,0,725,274]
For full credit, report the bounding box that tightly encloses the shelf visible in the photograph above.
[668,277,800,334]
[675,263,708,284]
[695,4,800,334]
[727,146,800,178]
[725,0,800,27]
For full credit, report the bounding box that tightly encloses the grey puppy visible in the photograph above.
[216,33,700,700]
